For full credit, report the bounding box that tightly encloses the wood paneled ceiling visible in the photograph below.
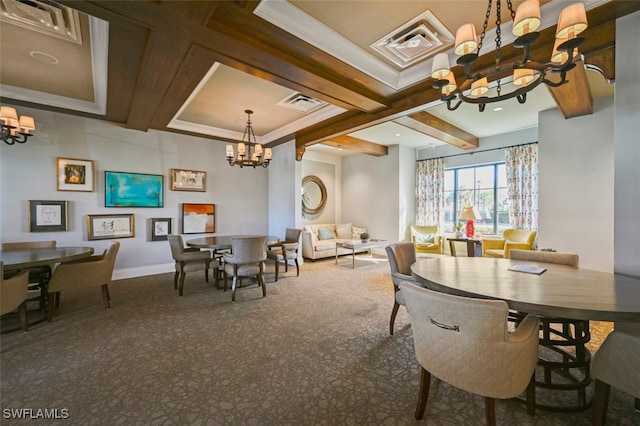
[1,0,637,160]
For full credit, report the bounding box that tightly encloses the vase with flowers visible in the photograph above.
[454,223,463,238]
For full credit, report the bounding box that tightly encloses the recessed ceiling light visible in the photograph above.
[395,133,401,137]
[30,51,59,64]
[493,107,503,112]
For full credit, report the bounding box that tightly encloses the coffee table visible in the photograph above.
[335,239,388,269]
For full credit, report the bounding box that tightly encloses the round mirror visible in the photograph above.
[302,175,327,217]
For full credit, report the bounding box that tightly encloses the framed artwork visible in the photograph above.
[105,171,164,207]
[57,157,94,192]
[29,200,68,232]
[182,203,215,234]
[170,168,206,192]
[151,218,172,241]
[87,213,135,240]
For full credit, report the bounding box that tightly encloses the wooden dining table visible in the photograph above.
[0,246,95,272]
[410,256,640,412]
[186,235,280,250]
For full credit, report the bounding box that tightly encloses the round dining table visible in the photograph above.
[0,246,95,271]
[411,256,640,322]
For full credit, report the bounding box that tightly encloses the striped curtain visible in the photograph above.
[505,144,538,230]
[416,158,445,227]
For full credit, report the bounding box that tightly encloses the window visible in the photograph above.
[444,163,508,235]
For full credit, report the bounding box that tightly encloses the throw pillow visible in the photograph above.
[336,223,352,239]
[417,234,435,244]
[351,226,367,240]
[318,227,336,240]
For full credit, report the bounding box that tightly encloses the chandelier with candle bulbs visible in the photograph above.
[226,110,272,168]
[430,0,588,112]
[1,106,36,145]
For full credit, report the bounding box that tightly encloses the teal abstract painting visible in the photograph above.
[105,171,164,207]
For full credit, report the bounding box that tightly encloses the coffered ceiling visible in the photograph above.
[1,0,634,159]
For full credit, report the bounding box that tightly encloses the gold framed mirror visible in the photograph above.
[302,175,327,217]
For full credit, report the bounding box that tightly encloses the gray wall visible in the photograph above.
[614,11,640,278]
[0,106,268,279]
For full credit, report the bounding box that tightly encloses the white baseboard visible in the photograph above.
[112,262,174,281]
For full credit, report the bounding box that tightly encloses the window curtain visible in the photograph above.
[505,144,538,230]
[416,158,445,227]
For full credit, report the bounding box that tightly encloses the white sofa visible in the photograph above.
[301,223,369,260]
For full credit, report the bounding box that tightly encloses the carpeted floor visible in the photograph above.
[1,254,638,425]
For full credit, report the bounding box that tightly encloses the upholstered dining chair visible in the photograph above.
[591,327,640,425]
[47,241,120,321]
[266,228,301,282]
[167,235,216,296]
[400,282,540,425]
[0,262,30,331]
[1,240,57,312]
[223,236,267,302]
[409,225,442,254]
[509,249,588,409]
[482,229,537,258]
[385,242,423,336]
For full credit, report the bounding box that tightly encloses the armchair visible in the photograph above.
[266,228,301,282]
[47,242,120,321]
[385,243,422,335]
[0,262,30,331]
[482,229,537,258]
[409,225,442,255]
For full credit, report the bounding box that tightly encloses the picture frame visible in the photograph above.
[150,218,172,241]
[57,157,94,192]
[87,213,135,240]
[29,200,68,232]
[181,203,215,234]
[170,168,206,192]
[105,171,164,207]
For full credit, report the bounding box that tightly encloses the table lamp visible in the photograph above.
[459,206,481,238]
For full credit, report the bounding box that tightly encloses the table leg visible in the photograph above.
[466,241,476,257]
[352,247,356,269]
[449,240,457,257]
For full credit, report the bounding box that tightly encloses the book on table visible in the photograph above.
[508,264,547,275]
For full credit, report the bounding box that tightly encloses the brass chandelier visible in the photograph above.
[226,110,272,168]
[430,0,588,112]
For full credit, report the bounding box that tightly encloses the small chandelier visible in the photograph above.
[226,110,272,168]
[1,106,36,145]
[431,0,588,112]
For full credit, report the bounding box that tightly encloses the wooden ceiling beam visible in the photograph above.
[545,60,593,119]
[395,112,479,150]
[322,136,388,157]
[584,46,615,82]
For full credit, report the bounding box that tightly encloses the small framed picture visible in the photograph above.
[57,157,94,192]
[151,218,172,241]
[170,169,206,192]
[182,203,215,234]
[29,200,68,232]
[87,213,135,240]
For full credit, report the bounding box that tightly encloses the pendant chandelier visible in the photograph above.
[430,0,588,112]
[226,110,272,168]
[0,106,36,145]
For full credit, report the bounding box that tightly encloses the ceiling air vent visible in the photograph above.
[0,0,83,44]
[370,10,454,69]
[276,92,327,114]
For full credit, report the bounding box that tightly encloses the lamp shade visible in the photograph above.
[470,77,488,97]
[459,206,481,221]
[454,23,478,56]
[512,0,541,36]
[0,106,18,122]
[551,37,579,64]
[19,115,35,132]
[431,52,451,79]
[441,73,457,97]
[556,3,588,39]
[513,69,535,87]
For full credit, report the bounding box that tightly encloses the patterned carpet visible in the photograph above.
[1,254,638,425]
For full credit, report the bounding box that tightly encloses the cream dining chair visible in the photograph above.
[0,262,30,331]
[400,282,540,425]
[167,235,216,296]
[223,236,267,302]
[385,242,422,335]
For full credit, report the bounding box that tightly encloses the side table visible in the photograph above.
[447,237,482,257]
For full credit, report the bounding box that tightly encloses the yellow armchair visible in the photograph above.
[410,225,442,255]
[482,229,537,258]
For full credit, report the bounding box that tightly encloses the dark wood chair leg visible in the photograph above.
[258,272,267,297]
[635,397,640,412]
[294,259,299,277]
[18,301,28,331]
[101,284,110,309]
[173,271,179,290]
[178,272,186,297]
[231,276,238,302]
[54,291,61,309]
[415,367,431,420]
[525,373,535,416]
[485,397,496,426]
[389,301,400,335]
[593,379,611,426]
[274,259,279,282]
[46,292,55,322]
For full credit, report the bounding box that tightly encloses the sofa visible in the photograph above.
[301,223,370,260]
